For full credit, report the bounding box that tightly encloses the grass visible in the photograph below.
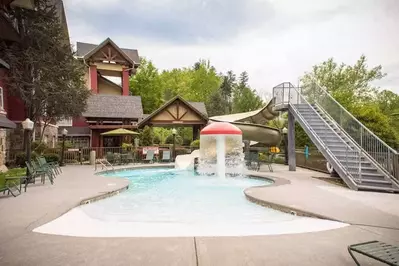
[0,168,26,188]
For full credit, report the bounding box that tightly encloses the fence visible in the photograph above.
[5,146,194,166]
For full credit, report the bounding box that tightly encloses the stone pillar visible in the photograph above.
[89,65,98,94]
[288,111,296,171]
[122,68,130,96]
[0,128,7,172]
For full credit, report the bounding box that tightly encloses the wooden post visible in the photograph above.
[288,111,296,171]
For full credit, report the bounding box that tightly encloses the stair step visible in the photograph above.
[357,184,399,193]
[350,172,386,179]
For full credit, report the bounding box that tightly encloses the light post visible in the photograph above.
[172,128,177,162]
[60,128,68,166]
[22,118,34,176]
[282,127,288,165]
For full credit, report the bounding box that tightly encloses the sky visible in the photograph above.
[63,0,399,96]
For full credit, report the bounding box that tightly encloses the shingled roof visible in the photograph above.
[76,40,140,64]
[83,95,143,119]
[187,101,207,116]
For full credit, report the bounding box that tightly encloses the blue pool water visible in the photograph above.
[81,168,295,224]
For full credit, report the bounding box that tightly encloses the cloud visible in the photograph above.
[64,0,399,94]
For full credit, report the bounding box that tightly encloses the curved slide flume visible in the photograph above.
[209,98,281,146]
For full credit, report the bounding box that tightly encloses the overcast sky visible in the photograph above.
[64,0,399,95]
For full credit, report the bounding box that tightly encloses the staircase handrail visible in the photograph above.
[309,78,398,155]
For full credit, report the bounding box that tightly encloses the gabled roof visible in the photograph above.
[76,38,140,65]
[83,95,143,119]
[138,96,208,127]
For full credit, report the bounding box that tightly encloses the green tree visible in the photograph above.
[0,0,90,139]
[301,55,399,147]
[219,70,236,113]
[140,126,154,146]
[130,58,163,113]
[207,90,227,117]
[232,87,264,113]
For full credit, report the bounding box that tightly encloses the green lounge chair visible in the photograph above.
[29,161,54,184]
[37,157,58,177]
[143,150,154,163]
[39,156,61,175]
[162,150,171,162]
[106,152,115,164]
[348,241,399,266]
[246,152,260,171]
[0,179,21,197]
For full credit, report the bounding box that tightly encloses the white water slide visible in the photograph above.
[209,99,281,146]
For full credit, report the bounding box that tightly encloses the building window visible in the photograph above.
[57,118,73,126]
[0,87,4,110]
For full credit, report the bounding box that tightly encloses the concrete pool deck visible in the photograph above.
[0,164,398,265]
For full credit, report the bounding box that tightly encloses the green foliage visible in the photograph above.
[165,134,183,145]
[130,58,163,113]
[153,135,161,144]
[122,143,133,151]
[43,153,60,163]
[0,168,26,188]
[190,139,200,148]
[301,55,399,148]
[57,141,73,149]
[31,141,48,154]
[153,128,172,144]
[140,126,154,146]
[207,90,227,117]
[15,152,38,167]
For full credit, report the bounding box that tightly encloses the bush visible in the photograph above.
[190,139,200,149]
[122,142,133,151]
[153,135,161,144]
[175,147,191,156]
[140,126,154,146]
[165,134,183,145]
[31,141,48,154]
[15,152,38,167]
[43,153,60,163]
[182,138,191,146]
[57,140,74,149]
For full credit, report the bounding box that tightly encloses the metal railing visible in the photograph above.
[273,81,399,184]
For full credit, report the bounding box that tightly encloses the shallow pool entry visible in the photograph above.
[33,168,348,237]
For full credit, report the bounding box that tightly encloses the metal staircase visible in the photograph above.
[273,82,399,192]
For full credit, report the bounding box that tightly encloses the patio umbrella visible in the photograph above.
[101,128,140,136]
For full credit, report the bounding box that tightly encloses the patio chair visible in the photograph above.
[246,152,260,171]
[162,150,171,162]
[265,153,276,172]
[30,161,54,184]
[0,179,21,197]
[348,240,399,266]
[125,153,134,164]
[37,157,58,176]
[113,153,122,165]
[39,156,61,174]
[143,150,155,164]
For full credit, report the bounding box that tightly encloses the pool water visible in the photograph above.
[84,168,292,224]
[33,168,348,237]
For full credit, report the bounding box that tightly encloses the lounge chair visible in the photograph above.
[265,153,276,172]
[0,179,21,197]
[106,152,115,164]
[29,161,54,184]
[348,240,399,266]
[39,156,61,174]
[143,150,155,164]
[37,157,58,176]
[246,152,260,171]
[162,150,171,162]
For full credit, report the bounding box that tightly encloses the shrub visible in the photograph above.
[43,153,60,163]
[182,138,191,146]
[15,152,38,167]
[165,134,183,145]
[31,141,48,154]
[190,139,200,149]
[140,126,154,146]
[122,142,133,151]
[175,147,191,156]
[57,140,74,149]
[153,135,161,144]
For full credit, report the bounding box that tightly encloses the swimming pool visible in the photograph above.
[34,167,347,237]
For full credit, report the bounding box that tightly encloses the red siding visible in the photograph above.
[72,116,88,127]
[1,68,27,121]
[91,130,100,147]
